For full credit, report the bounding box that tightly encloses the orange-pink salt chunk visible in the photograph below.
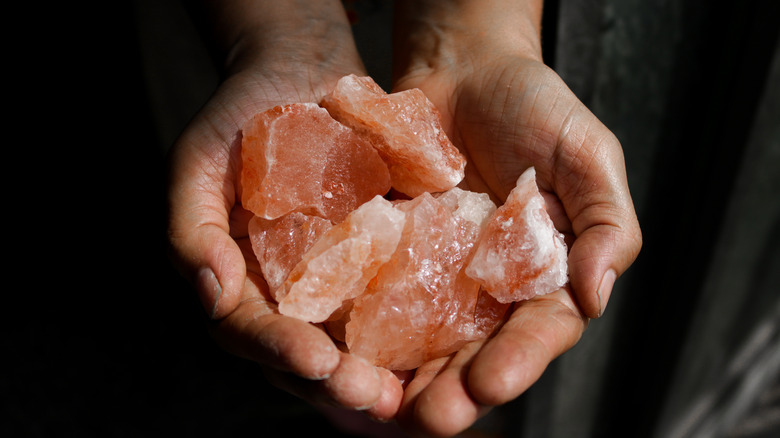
[345,192,506,370]
[248,212,333,301]
[276,196,406,323]
[320,74,466,197]
[465,167,568,303]
[430,188,509,352]
[240,102,391,223]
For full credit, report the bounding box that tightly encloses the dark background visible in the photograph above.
[7,1,779,437]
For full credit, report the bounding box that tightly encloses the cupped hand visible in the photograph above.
[166,54,403,419]
[391,54,642,436]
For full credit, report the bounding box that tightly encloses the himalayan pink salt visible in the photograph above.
[276,196,406,323]
[240,102,391,223]
[320,74,466,197]
[465,167,568,303]
[430,188,509,351]
[345,193,506,370]
[434,187,497,230]
[248,212,333,301]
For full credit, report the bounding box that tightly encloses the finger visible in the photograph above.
[401,342,493,438]
[263,352,383,410]
[209,273,341,379]
[396,356,450,433]
[322,353,382,409]
[167,130,245,319]
[364,367,404,422]
[467,288,588,406]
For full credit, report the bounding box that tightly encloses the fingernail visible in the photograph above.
[196,267,222,319]
[597,269,617,317]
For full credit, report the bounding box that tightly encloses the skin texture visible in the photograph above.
[166,1,642,436]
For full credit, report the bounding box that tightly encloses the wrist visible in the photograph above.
[393,0,544,78]
[191,0,363,78]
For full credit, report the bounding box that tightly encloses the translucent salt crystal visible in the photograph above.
[430,188,509,350]
[240,102,391,223]
[434,187,497,229]
[276,196,406,323]
[248,212,333,300]
[345,193,507,370]
[320,74,466,197]
[465,167,568,303]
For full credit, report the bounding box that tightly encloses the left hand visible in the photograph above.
[388,3,642,435]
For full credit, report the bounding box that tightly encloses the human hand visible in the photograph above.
[166,0,402,420]
[389,0,642,435]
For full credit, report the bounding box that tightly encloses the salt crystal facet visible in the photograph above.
[465,167,568,302]
[434,187,497,230]
[248,212,333,300]
[276,196,406,323]
[320,74,466,197]
[344,193,506,370]
[240,102,391,223]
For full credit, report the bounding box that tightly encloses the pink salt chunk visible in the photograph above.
[465,167,568,303]
[430,188,509,349]
[345,193,505,370]
[320,74,466,197]
[248,212,333,301]
[240,102,391,223]
[276,196,406,323]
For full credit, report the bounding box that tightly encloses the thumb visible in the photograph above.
[568,219,641,318]
[559,136,642,319]
[166,129,246,320]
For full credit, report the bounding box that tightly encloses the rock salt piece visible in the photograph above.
[345,192,504,371]
[431,188,510,351]
[240,102,391,223]
[465,167,568,303]
[320,74,466,197]
[248,212,333,301]
[276,196,405,323]
[434,187,497,230]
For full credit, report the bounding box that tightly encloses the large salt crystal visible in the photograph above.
[276,196,406,323]
[465,167,568,303]
[248,212,333,301]
[430,188,510,352]
[320,74,466,197]
[344,192,507,370]
[240,102,391,223]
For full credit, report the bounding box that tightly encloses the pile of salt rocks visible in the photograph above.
[239,74,568,371]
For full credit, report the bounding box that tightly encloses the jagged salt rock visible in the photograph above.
[465,167,568,303]
[276,196,405,323]
[431,188,509,350]
[320,74,466,197]
[248,212,333,300]
[240,102,391,223]
[345,193,507,370]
